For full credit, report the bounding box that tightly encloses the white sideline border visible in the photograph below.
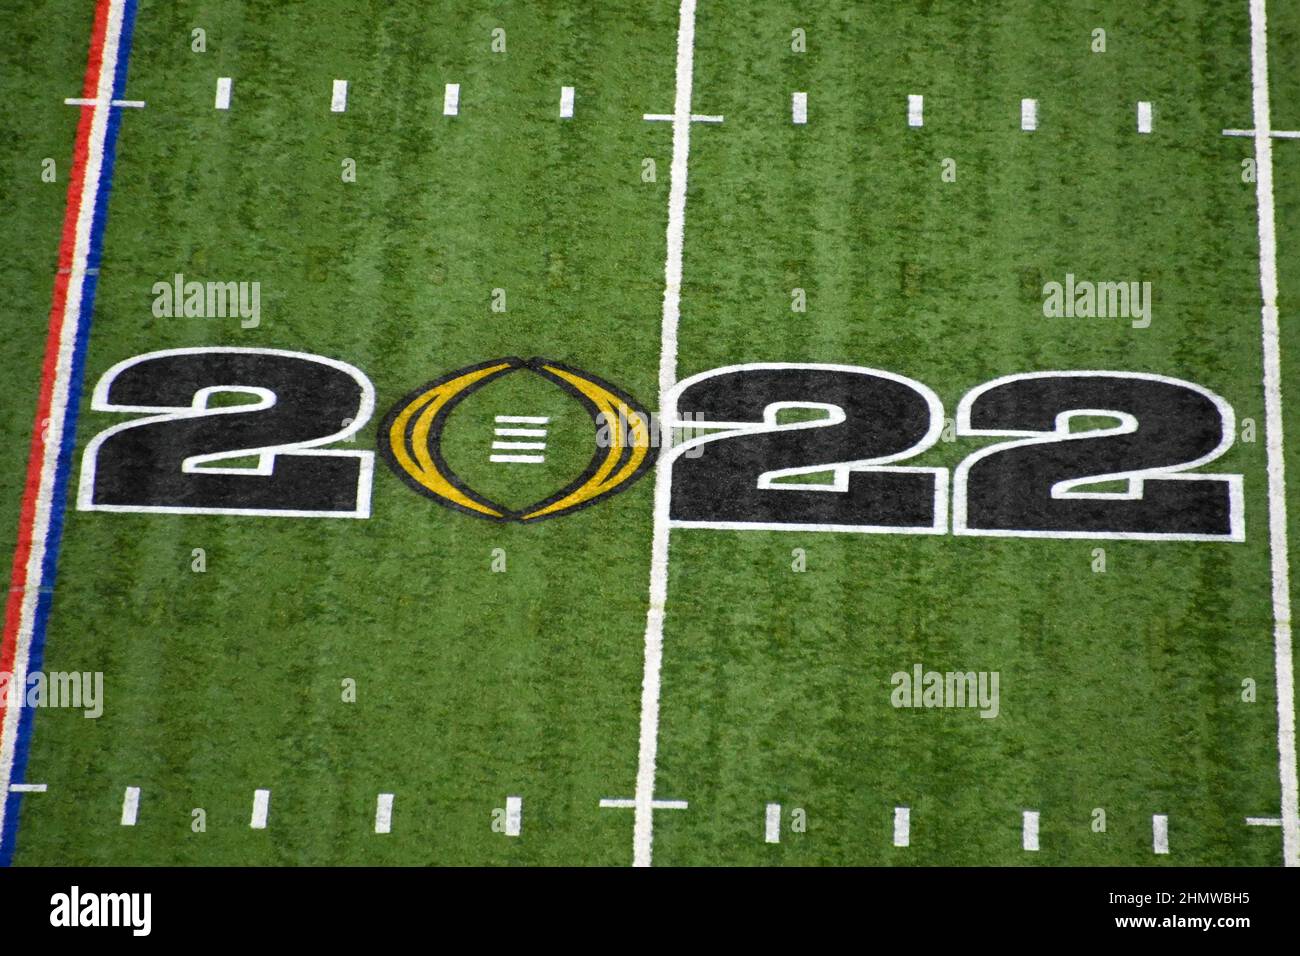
[0,0,134,852]
[1247,0,1299,868]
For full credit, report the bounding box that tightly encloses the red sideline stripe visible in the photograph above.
[79,0,111,100]
[0,1,111,717]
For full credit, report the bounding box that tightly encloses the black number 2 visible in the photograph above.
[666,364,947,533]
[953,372,1242,540]
[77,348,374,518]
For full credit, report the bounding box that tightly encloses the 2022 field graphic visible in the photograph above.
[76,347,1243,542]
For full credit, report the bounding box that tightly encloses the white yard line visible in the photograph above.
[490,454,544,464]
[250,789,270,829]
[8,784,46,793]
[330,79,348,113]
[631,0,699,870]
[791,92,807,125]
[120,786,140,826]
[560,85,575,118]
[893,807,910,847]
[1225,127,1300,139]
[66,97,143,108]
[765,803,781,843]
[1152,814,1169,854]
[1137,100,1153,134]
[1248,0,1299,868]
[908,94,924,128]
[495,415,549,424]
[504,796,522,836]
[214,77,231,110]
[1022,810,1039,851]
[443,83,460,117]
[375,793,393,834]
[1020,98,1038,132]
[643,113,723,123]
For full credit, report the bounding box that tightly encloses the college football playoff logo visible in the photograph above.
[379,357,657,522]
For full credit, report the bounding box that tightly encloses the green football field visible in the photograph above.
[2,0,1298,866]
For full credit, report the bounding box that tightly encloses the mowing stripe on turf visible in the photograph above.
[0,0,138,868]
[1247,0,1299,868]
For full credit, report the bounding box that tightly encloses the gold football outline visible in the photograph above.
[379,357,657,522]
